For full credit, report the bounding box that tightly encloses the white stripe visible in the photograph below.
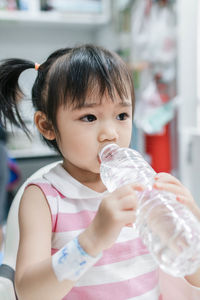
[46,196,59,215]
[47,194,102,214]
[76,254,157,287]
[51,227,139,249]
[127,286,160,300]
[44,163,109,199]
[29,178,48,185]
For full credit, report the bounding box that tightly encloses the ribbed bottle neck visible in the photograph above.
[98,143,119,163]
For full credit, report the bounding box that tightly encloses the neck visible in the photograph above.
[62,161,106,193]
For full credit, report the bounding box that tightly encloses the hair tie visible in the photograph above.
[35,63,40,71]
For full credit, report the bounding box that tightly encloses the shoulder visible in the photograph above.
[20,161,63,209]
[19,170,64,233]
[19,183,53,240]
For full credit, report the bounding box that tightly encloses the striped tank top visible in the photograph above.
[29,163,162,299]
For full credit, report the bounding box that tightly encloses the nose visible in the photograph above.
[98,123,118,143]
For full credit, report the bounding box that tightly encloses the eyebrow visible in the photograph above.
[78,102,132,109]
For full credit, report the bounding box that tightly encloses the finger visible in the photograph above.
[131,183,145,192]
[112,185,134,199]
[154,173,182,186]
[176,195,200,219]
[176,195,189,205]
[176,194,195,206]
[126,223,133,227]
[119,195,138,211]
[153,181,185,196]
[120,209,137,225]
[113,183,144,199]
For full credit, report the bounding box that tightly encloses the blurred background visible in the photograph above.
[0,0,199,249]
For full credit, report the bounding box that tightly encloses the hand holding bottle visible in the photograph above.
[79,183,144,257]
[154,172,200,222]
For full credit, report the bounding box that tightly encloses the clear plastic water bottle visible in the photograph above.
[99,143,200,277]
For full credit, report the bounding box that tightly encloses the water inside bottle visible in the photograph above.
[99,144,200,276]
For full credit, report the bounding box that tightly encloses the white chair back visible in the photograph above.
[0,162,59,300]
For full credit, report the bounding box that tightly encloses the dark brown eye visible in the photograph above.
[81,114,97,122]
[117,113,129,120]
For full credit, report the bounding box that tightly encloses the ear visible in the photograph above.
[34,111,56,140]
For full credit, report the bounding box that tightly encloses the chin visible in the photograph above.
[92,164,101,174]
[93,168,100,174]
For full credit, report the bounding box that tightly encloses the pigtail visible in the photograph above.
[0,58,35,135]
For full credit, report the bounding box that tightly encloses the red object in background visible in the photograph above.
[145,123,171,173]
[145,75,172,173]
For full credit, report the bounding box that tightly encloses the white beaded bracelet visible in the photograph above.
[52,237,102,282]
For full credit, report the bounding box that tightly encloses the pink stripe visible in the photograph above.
[96,238,149,266]
[52,210,96,232]
[51,238,149,265]
[51,248,58,255]
[27,182,65,198]
[62,269,159,300]
[52,214,58,232]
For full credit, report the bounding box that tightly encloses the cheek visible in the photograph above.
[120,123,132,142]
[59,129,95,157]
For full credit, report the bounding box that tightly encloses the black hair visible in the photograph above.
[0,126,7,143]
[0,44,135,154]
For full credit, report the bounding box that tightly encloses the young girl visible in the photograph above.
[0,44,200,300]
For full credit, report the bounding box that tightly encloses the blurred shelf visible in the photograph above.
[0,8,110,25]
[8,147,58,159]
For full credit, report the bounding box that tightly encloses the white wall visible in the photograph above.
[0,22,95,58]
[177,0,200,205]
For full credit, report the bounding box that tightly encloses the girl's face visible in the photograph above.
[55,92,133,183]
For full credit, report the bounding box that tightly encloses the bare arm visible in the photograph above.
[15,185,75,300]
